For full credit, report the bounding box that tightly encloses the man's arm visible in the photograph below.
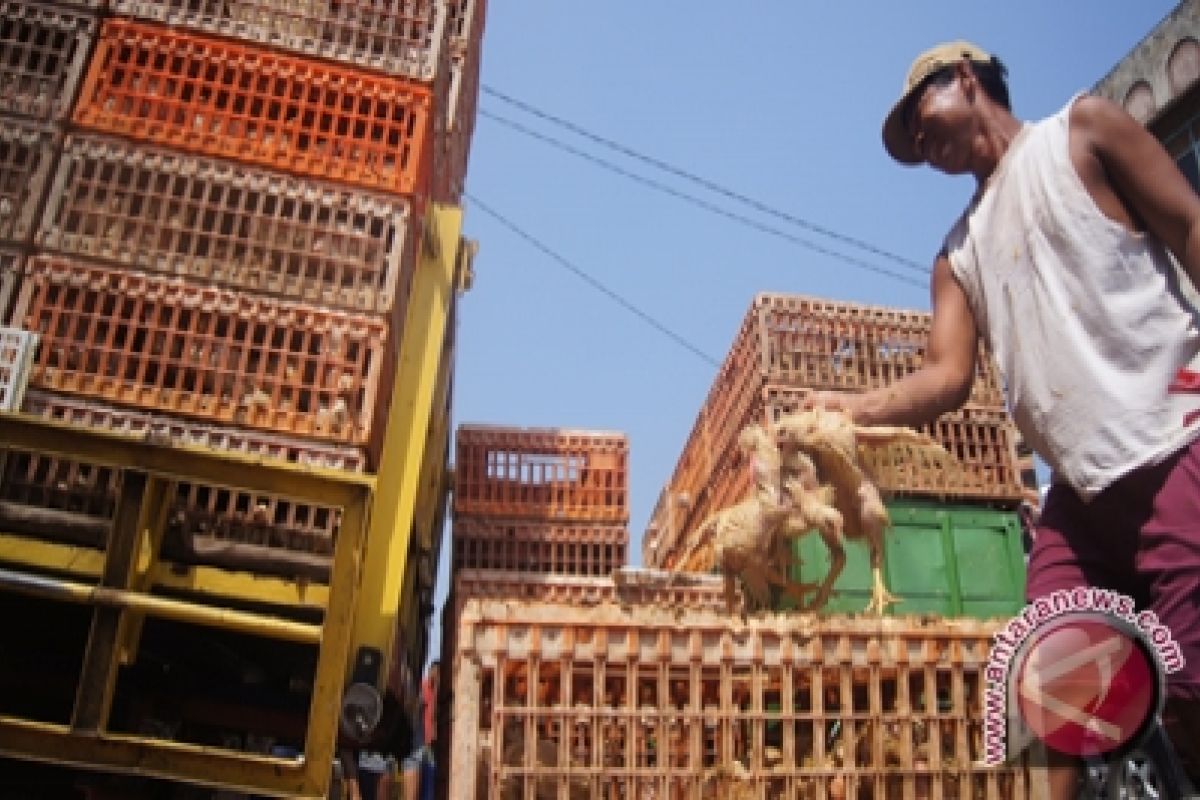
[1070,94,1200,287]
[820,253,980,426]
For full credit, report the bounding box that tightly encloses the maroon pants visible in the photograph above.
[1027,437,1200,700]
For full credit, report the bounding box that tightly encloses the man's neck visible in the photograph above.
[972,109,1026,185]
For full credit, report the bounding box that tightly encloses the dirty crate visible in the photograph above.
[1,391,365,578]
[452,517,627,577]
[37,134,417,314]
[0,250,24,335]
[684,294,1008,509]
[760,385,1025,501]
[454,425,629,523]
[73,19,434,196]
[0,1,99,123]
[432,0,483,202]
[787,501,1027,620]
[109,0,449,80]
[0,118,59,243]
[446,596,1031,800]
[7,255,391,449]
[648,393,1027,572]
[449,568,736,620]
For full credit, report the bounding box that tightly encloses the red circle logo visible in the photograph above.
[1013,613,1160,759]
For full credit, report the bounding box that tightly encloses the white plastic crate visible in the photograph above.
[0,326,37,411]
[38,134,415,314]
[109,0,449,80]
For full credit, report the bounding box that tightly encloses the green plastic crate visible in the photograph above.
[785,500,1027,619]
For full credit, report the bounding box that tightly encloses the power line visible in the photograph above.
[478,108,927,290]
[482,84,929,276]
[465,192,722,368]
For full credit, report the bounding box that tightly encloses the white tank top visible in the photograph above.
[944,94,1200,499]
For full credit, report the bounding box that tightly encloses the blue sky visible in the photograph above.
[438,1,1180,616]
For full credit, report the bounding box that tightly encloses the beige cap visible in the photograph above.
[882,40,993,165]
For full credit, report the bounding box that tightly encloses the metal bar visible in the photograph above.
[300,491,370,796]
[0,534,331,610]
[0,567,323,645]
[0,413,373,508]
[117,474,174,664]
[72,470,147,732]
[0,717,320,799]
[351,204,461,676]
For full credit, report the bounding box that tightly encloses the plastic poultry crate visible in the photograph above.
[7,255,390,447]
[23,390,367,471]
[0,326,37,411]
[0,1,99,122]
[760,385,1025,501]
[0,249,23,324]
[0,117,59,243]
[699,294,1007,458]
[110,0,449,81]
[0,448,341,577]
[450,568,734,617]
[454,425,629,523]
[73,19,434,195]
[452,517,627,577]
[3,391,365,577]
[38,134,416,314]
[446,597,1032,800]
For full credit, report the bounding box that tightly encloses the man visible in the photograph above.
[817,41,1200,796]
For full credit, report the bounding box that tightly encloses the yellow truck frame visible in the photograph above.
[0,205,468,798]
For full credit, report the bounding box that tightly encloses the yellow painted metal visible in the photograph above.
[0,534,331,609]
[0,414,373,507]
[301,487,370,798]
[351,205,462,682]
[0,412,374,797]
[0,566,323,645]
[0,718,321,799]
[117,475,173,664]
[72,470,150,732]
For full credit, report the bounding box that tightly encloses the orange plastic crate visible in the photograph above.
[452,518,627,577]
[8,255,389,446]
[454,425,629,523]
[73,19,433,195]
[0,1,99,123]
[38,134,416,313]
[447,598,1032,800]
[110,0,449,80]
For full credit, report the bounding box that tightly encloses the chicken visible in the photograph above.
[773,408,953,615]
[673,424,838,613]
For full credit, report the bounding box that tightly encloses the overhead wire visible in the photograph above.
[477,108,927,290]
[465,192,722,368]
[481,84,930,276]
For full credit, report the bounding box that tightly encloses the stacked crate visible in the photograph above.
[445,582,1033,800]
[452,424,630,578]
[0,0,484,577]
[644,293,1031,615]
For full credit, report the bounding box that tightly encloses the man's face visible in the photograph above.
[905,65,976,174]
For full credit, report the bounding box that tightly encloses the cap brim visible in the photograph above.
[882,94,924,165]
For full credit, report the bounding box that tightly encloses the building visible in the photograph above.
[1093,0,1200,191]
